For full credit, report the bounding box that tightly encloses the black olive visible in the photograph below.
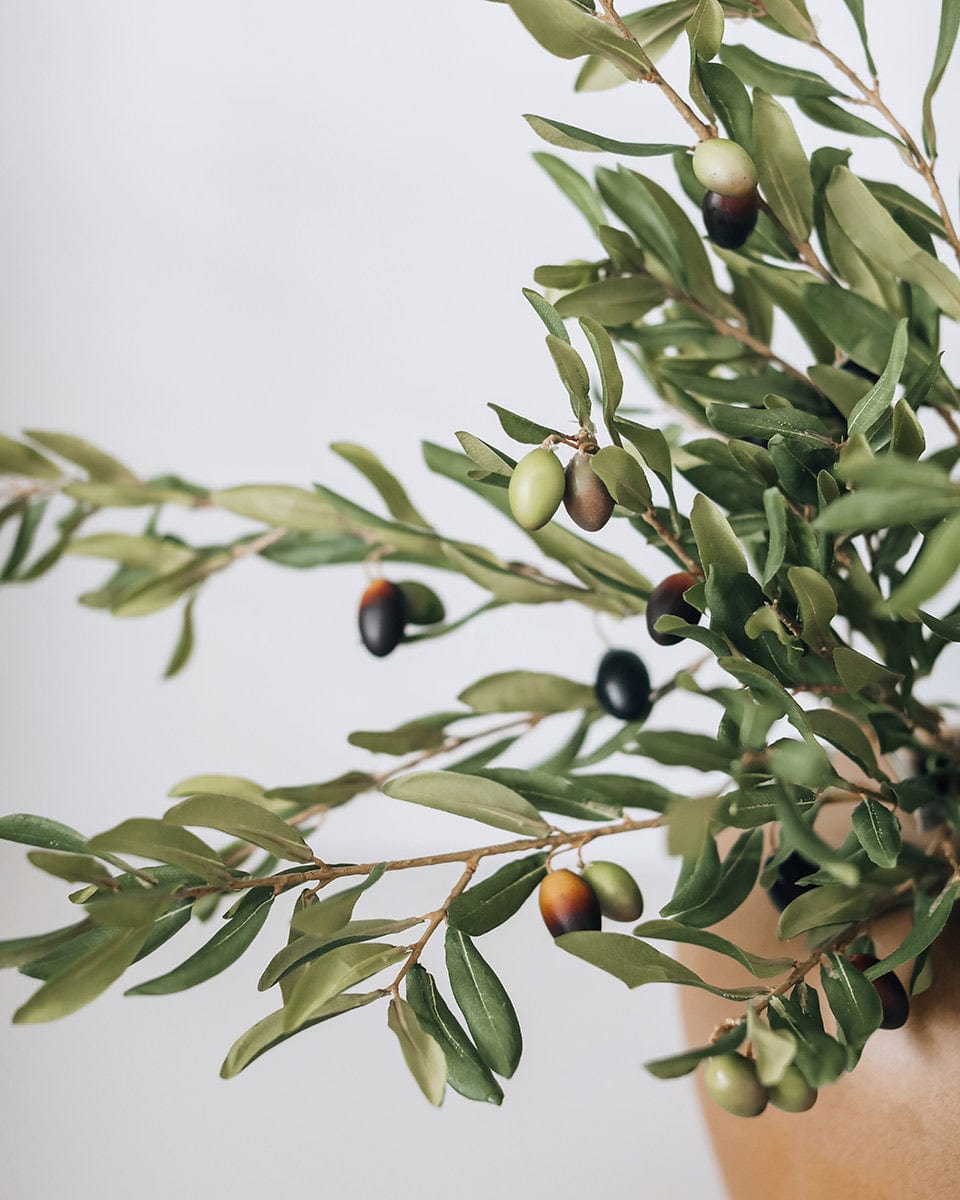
[848,953,910,1029]
[595,649,651,721]
[358,579,407,657]
[764,851,818,912]
[702,188,759,250]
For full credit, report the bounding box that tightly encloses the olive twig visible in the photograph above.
[389,857,481,995]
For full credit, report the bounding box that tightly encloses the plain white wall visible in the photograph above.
[1,4,956,1198]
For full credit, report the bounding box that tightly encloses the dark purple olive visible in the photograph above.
[848,953,910,1030]
[764,851,818,912]
[841,360,880,384]
[563,450,614,532]
[357,579,407,658]
[702,188,759,250]
[646,572,701,646]
[538,869,602,937]
[595,649,651,721]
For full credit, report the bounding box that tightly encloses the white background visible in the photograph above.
[0,4,957,1198]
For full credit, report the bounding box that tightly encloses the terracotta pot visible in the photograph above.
[677,806,960,1200]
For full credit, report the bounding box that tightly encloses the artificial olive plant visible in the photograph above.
[3,0,960,1117]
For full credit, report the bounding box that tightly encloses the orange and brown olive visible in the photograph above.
[563,450,614,532]
[645,571,701,646]
[848,953,910,1029]
[703,1053,768,1118]
[594,648,651,721]
[581,861,644,922]
[538,868,601,937]
[702,188,759,250]
[358,579,407,658]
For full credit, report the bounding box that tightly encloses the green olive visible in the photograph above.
[703,1053,768,1117]
[581,861,644,922]
[691,139,758,199]
[508,448,565,531]
[767,1064,817,1113]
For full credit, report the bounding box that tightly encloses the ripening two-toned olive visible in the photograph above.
[767,1064,818,1113]
[594,648,651,721]
[508,447,565,531]
[538,868,601,937]
[563,450,615,532]
[358,579,407,658]
[702,189,759,250]
[848,953,911,1030]
[646,572,701,646]
[691,138,758,198]
[763,851,818,913]
[703,1053,768,1117]
[581,861,644,922]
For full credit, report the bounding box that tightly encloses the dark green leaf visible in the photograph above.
[445,928,522,1078]
[850,797,901,870]
[864,880,960,979]
[644,1019,746,1079]
[0,813,89,854]
[820,951,882,1049]
[532,153,606,229]
[405,965,503,1104]
[125,887,274,995]
[0,920,92,970]
[26,851,115,888]
[557,930,765,999]
[777,884,888,940]
[447,853,549,936]
[633,919,792,977]
[720,43,841,97]
[524,113,683,157]
[289,865,387,938]
[478,768,621,823]
[752,90,813,242]
[847,319,909,437]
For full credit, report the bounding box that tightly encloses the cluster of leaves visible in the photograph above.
[4,0,960,1108]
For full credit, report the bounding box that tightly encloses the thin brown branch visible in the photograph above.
[595,0,714,141]
[810,39,960,269]
[178,813,666,901]
[390,857,481,993]
[639,506,703,576]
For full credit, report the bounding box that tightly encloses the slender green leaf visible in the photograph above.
[0,920,92,970]
[447,853,549,936]
[163,596,196,680]
[331,442,431,529]
[0,813,89,854]
[405,965,503,1104]
[459,670,593,714]
[88,819,231,884]
[383,771,550,838]
[388,996,447,1106]
[850,797,901,870]
[220,992,381,1078]
[445,929,522,1079]
[720,43,840,97]
[753,90,813,242]
[26,851,115,888]
[524,114,683,157]
[644,1020,746,1079]
[13,925,151,1023]
[557,930,766,999]
[632,919,792,977]
[0,435,63,480]
[532,153,606,229]
[163,794,312,864]
[820,951,883,1049]
[922,0,960,157]
[283,943,405,1033]
[777,884,889,940]
[126,887,274,995]
[24,430,136,482]
[289,865,387,938]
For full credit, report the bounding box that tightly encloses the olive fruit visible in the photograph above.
[581,861,644,922]
[763,851,818,913]
[691,138,758,198]
[841,360,880,384]
[702,188,759,250]
[357,579,407,658]
[767,1064,818,1113]
[594,648,651,721]
[645,572,701,646]
[508,447,565,531]
[848,953,910,1030]
[538,868,602,937]
[703,1053,768,1117]
[397,580,445,626]
[563,450,614,532]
